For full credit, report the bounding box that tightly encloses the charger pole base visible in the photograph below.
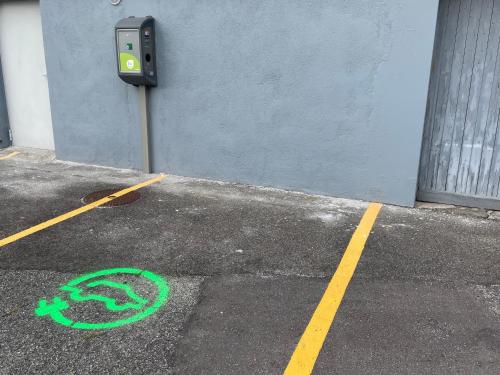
[138,85,151,173]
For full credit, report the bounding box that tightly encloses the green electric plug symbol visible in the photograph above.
[35,297,72,327]
[35,268,169,330]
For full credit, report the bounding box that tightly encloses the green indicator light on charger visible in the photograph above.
[35,268,169,330]
[126,43,133,50]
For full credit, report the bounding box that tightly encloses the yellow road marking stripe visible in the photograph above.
[0,174,166,248]
[0,151,21,160]
[284,202,382,375]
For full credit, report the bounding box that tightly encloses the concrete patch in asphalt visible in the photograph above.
[172,275,327,375]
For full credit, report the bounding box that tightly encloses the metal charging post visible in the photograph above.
[138,85,151,173]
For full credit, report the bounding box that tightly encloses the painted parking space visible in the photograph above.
[0,150,20,160]
[284,203,382,374]
[0,151,498,374]
[309,208,500,374]
[0,153,370,373]
[0,269,203,374]
[0,174,165,248]
[0,167,379,372]
[0,151,156,240]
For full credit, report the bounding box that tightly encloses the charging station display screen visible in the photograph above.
[117,29,141,74]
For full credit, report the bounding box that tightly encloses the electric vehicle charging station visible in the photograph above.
[115,16,157,87]
[115,16,157,172]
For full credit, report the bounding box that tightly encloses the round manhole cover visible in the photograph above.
[82,189,140,207]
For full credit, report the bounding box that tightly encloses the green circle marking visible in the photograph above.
[35,268,169,330]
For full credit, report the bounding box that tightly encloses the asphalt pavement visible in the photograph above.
[0,148,498,374]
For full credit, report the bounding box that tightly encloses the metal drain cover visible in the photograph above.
[82,189,140,207]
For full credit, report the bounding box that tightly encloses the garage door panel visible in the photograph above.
[476,3,500,196]
[419,0,450,190]
[455,0,494,193]
[447,0,484,193]
[419,0,500,208]
[426,0,464,192]
[466,0,498,195]
[487,126,500,196]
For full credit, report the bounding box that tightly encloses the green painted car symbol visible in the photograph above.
[35,268,169,330]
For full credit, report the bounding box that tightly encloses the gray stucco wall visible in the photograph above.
[40,0,438,206]
[0,58,10,149]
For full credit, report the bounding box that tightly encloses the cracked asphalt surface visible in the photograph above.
[0,148,499,374]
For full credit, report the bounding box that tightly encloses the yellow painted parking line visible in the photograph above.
[0,151,20,160]
[0,174,166,248]
[284,202,382,375]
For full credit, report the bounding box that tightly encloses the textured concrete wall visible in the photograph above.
[40,0,439,206]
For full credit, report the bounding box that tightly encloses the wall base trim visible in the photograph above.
[417,190,500,210]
